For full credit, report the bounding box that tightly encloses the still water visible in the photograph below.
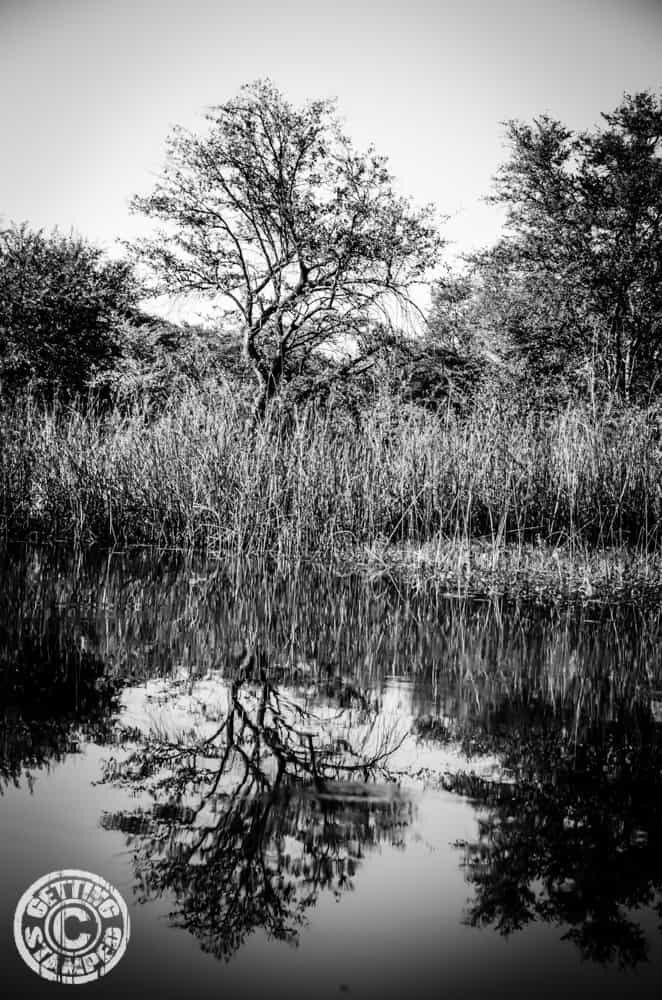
[1,545,661,998]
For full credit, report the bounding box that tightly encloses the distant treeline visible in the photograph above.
[1,85,660,415]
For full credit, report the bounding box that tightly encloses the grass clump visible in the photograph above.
[1,387,661,598]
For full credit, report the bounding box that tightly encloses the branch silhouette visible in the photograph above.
[101,670,411,959]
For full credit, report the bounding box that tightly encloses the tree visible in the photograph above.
[421,266,515,407]
[473,91,662,402]
[0,224,140,396]
[88,315,250,409]
[131,80,444,417]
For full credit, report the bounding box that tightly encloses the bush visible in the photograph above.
[0,224,140,398]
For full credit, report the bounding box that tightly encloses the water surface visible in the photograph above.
[1,546,661,998]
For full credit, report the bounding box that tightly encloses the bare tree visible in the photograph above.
[101,672,410,958]
[131,80,444,416]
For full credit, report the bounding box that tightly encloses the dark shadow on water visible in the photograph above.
[416,696,662,969]
[0,548,122,791]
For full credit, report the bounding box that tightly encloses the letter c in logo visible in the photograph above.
[52,905,94,950]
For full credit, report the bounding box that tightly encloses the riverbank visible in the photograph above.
[1,388,661,601]
[358,537,662,605]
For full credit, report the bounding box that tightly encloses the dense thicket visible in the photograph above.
[0,225,140,397]
[431,91,662,404]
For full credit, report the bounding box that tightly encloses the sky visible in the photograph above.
[1,0,661,318]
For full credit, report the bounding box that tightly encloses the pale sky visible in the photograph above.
[1,0,661,316]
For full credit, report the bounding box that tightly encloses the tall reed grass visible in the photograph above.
[1,387,660,580]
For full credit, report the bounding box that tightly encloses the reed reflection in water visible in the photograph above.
[1,544,662,986]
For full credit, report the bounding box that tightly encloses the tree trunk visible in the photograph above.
[244,323,286,423]
[251,353,284,423]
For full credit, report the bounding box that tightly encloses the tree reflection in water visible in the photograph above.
[101,663,412,959]
[417,700,662,969]
[5,545,662,970]
[0,557,121,792]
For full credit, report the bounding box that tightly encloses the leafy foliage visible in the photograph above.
[0,224,140,397]
[89,315,250,409]
[467,91,662,402]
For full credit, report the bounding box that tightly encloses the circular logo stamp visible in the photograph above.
[13,870,130,984]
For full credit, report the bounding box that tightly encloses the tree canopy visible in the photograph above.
[466,90,662,402]
[131,79,444,415]
[0,224,139,397]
